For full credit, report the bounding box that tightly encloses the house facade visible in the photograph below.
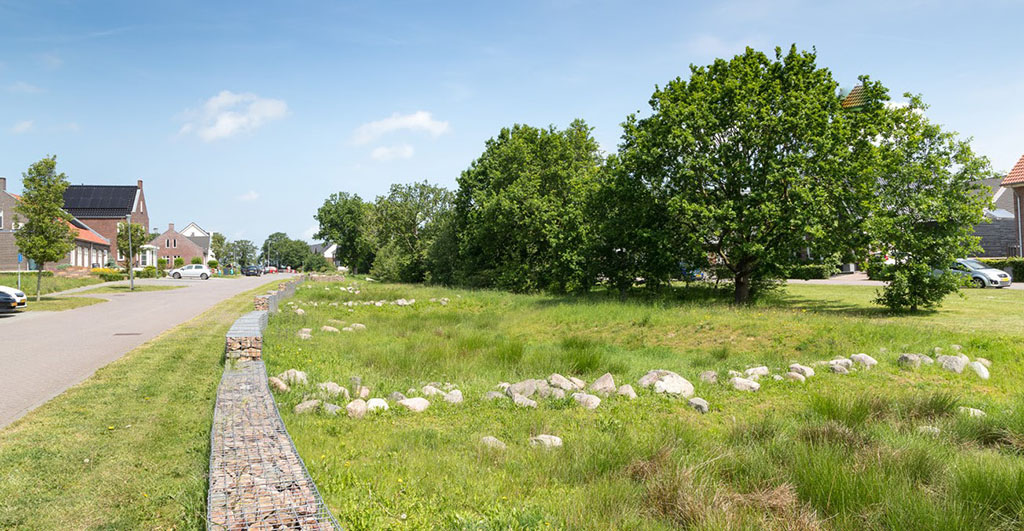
[178,222,216,262]
[309,242,337,266]
[974,177,1018,257]
[149,222,213,265]
[0,177,112,271]
[63,180,149,264]
[1002,154,1024,257]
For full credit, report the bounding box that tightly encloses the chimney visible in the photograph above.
[137,179,143,189]
[168,222,175,232]
[0,177,5,192]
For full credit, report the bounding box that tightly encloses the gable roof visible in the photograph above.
[187,235,211,251]
[63,185,138,218]
[1002,154,1024,187]
[180,221,209,236]
[978,177,1016,212]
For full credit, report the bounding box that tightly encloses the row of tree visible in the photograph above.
[319,46,989,310]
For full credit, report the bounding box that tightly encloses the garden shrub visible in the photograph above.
[174,258,184,268]
[190,256,202,265]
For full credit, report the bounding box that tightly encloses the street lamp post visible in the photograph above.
[126,214,135,291]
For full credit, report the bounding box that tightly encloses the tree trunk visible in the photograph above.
[36,264,44,302]
[734,272,752,304]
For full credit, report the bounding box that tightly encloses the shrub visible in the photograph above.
[190,256,202,265]
[206,259,219,270]
[977,257,1023,278]
[174,258,184,268]
[157,258,168,271]
[788,263,838,280]
[91,267,124,281]
[137,266,158,279]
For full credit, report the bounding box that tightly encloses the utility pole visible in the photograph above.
[126,214,135,291]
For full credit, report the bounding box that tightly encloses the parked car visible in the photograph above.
[241,265,262,277]
[948,259,1012,288]
[0,285,28,312]
[168,264,212,280]
[263,265,278,274]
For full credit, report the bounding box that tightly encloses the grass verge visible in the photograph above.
[0,278,281,529]
[0,273,104,296]
[20,296,107,312]
[266,280,1024,529]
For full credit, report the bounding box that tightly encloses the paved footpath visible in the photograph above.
[0,274,293,429]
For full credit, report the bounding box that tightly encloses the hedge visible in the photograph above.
[788,263,839,280]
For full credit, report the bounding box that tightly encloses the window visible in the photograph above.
[165,239,169,247]
[173,238,177,248]
[0,208,4,230]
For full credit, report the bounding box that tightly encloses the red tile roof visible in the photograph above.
[1003,154,1024,187]
[69,221,108,245]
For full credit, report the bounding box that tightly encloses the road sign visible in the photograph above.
[18,254,23,263]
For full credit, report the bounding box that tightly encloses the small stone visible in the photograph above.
[529,434,563,448]
[351,323,366,330]
[728,370,743,378]
[959,406,986,418]
[897,354,922,368]
[699,371,718,384]
[653,373,694,397]
[480,436,507,450]
[506,379,539,398]
[422,385,444,396]
[850,353,878,368]
[729,377,760,391]
[571,392,601,410]
[918,425,941,436]
[745,366,770,379]
[788,364,815,378]
[548,373,576,391]
[785,371,806,383]
[497,382,511,392]
[550,388,566,399]
[358,386,370,399]
[937,355,968,374]
[951,344,962,352]
[830,365,849,374]
[294,399,321,414]
[638,370,674,388]
[346,399,367,418]
[617,384,637,399]
[484,391,506,401]
[268,376,290,392]
[398,397,430,412]
[342,327,354,332]
[295,308,305,315]
[323,403,342,415]
[318,381,349,399]
[975,357,992,368]
[321,325,339,333]
[512,393,537,408]
[688,397,709,414]
[444,389,464,404]
[968,361,990,380]
[278,369,308,386]
[829,358,853,370]
[772,375,783,381]
[589,373,616,395]
[568,377,586,389]
[388,391,407,402]
[366,398,389,412]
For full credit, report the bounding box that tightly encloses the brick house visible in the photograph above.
[149,222,210,265]
[0,177,112,271]
[1002,154,1024,257]
[63,180,149,265]
[974,177,1018,257]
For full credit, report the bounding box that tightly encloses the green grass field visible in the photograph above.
[18,295,106,312]
[265,281,1024,530]
[0,279,283,529]
[0,273,104,296]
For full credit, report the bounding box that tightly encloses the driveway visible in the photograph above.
[0,274,293,428]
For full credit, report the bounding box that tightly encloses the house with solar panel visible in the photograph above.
[62,180,153,267]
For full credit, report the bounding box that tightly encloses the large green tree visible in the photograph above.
[231,240,258,266]
[618,46,884,303]
[370,181,453,282]
[211,232,227,262]
[314,193,375,274]
[14,156,77,301]
[868,95,990,311]
[117,222,148,269]
[453,120,602,293]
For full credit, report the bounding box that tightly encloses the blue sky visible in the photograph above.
[2,1,1022,245]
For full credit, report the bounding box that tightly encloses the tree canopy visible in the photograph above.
[314,192,374,274]
[14,156,76,301]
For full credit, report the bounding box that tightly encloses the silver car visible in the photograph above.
[950,259,1012,288]
[168,264,212,280]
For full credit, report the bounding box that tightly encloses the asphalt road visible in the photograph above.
[0,274,293,429]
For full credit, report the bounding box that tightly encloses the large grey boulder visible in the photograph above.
[529,434,563,448]
[421,385,444,397]
[829,358,853,370]
[729,377,760,391]
[897,354,923,369]
[744,366,770,379]
[590,373,617,395]
[512,393,537,408]
[617,384,637,399]
[398,397,430,412]
[785,372,806,383]
[506,379,540,398]
[571,392,601,410]
[639,370,674,387]
[444,389,464,404]
[535,380,555,398]
[346,399,367,419]
[688,397,709,414]
[639,370,694,397]
[388,391,407,402]
[268,376,290,392]
[323,403,342,416]
[938,354,968,374]
[569,377,586,389]
[480,436,507,450]
[294,399,321,414]
[850,353,878,368]
[366,398,389,412]
[968,361,990,380]
[788,364,815,378]
[830,365,849,375]
[548,373,576,391]
[318,381,348,399]
[278,369,308,386]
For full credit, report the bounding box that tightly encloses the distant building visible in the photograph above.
[63,180,149,265]
[309,242,337,266]
[1001,154,1024,257]
[974,177,1018,257]
[149,222,215,265]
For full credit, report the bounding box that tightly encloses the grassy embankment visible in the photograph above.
[265,280,1024,530]
[0,279,281,529]
[0,272,104,295]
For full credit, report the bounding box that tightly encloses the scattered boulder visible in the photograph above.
[829,358,853,370]
[968,361,990,380]
[830,365,849,375]
[484,391,506,401]
[294,399,321,414]
[497,382,511,392]
[785,372,806,383]
[323,403,342,416]
[550,388,566,399]
[342,327,354,332]
[959,406,986,418]
[351,323,366,330]
[398,397,430,412]
[346,399,368,418]
[729,377,760,391]
[480,436,507,450]
[268,376,290,392]
[506,379,540,398]
[589,373,616,395]
[897,354,923,369]
[366,398,389,412]
[512,393,537,408]
[572,392,601,410]
[358,386,370,399]
[850,353,878,368]
[975,357,992,368]
[569,377,586,389]
[918,425,941,436]
[639,370,674,387]
[727,370,743,378]
[745,366,770,379]
[617,384,637,399]
[639,370,694,397]
[297,328,312,340]
[422,385,444,397]
[295,308,305,316]
[772,375,784,381]
[938,354,968,374]
[788,364,815,378]
[318,381,349,399]
[688,397,709,414]
[529,434,563,448]
[548,373,576,391]
[444,389,464,404]
[388,391,407,402]
[278,369,308,386]
[535,380,554,398]
[321,325,339,333]
[699,371,718,384]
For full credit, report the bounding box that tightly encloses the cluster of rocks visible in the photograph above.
[338,298,417,308]
[897,345,991,380]
[295,323,366,339]
[480,434,563,450]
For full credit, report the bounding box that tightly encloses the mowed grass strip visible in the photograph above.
[0,279,282,529]
[266,281,1024,530]
[20,295,106,312]
[0,273,104,296]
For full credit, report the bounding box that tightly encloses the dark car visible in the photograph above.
[241,265,262,277]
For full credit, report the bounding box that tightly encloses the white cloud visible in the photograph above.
[237,190,260,202]
[352,111,449,144]
[179,90,289,141]
[370,144,415,161]
[8,81,42,93]
[10,120,34,134]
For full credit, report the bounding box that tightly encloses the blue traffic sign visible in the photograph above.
[17,254,23,263]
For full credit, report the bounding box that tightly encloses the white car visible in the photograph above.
[0,285,28,312]
[168,264,212,280]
